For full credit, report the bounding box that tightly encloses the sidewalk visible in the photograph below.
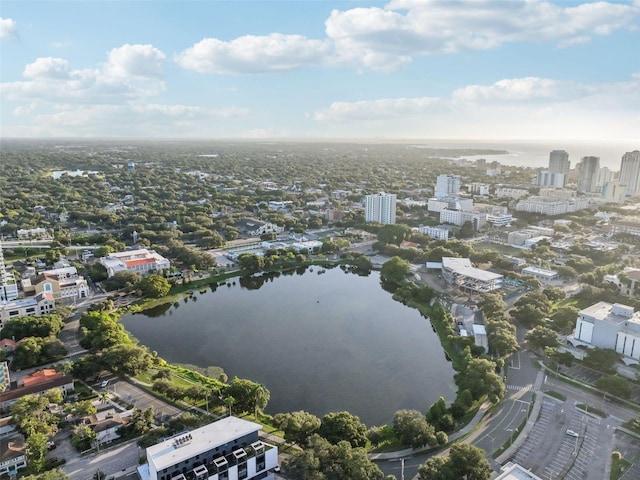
[368,400,492,461]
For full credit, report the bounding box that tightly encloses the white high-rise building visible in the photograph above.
[364,192,397,224]
[536,171,565,188]
[0,242,18,302]
[435,174,461,199]
[619,150,640,197]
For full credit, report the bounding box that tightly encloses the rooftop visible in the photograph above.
[579,301,640,325]
[147,416,262,472]
[442,257,503,282]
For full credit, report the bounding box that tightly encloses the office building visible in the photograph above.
[440,257,503,293]
[569,302,640,365]
[364,192,397,224]
[140,416,279,480]
[434,175,461,199]
[619,150,640,197]
[602,181,627,203]
[100,248,171,278]
[577,156,600,193]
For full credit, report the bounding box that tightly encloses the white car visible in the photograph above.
[100,380,109,388]
[565,429,579,438]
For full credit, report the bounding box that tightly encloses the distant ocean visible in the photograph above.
[407,139,639,171]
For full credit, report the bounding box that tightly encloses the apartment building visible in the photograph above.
[140,416,279,480]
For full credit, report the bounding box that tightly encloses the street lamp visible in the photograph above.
[507,427,518,445]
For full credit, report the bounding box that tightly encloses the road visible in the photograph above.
[62,439,141,480]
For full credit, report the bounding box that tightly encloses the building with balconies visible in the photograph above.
[140,416,279,480]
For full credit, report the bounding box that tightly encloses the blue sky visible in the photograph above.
[1,0,639,140]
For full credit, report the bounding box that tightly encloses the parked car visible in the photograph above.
[565,429,579,438]
[46,441,56,450]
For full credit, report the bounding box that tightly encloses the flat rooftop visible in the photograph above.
[147,416,262,472]
[442,257,503,282]
[579,301,640,325]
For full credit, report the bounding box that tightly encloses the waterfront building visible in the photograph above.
[140,416,279,480]
[440,257,503,293]
[100,248,171,278]
[619,150,640,197]
[364,192,397,224]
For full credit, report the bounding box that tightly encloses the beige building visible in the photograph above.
[22,267,89,301]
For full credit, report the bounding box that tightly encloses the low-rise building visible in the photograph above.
[100,249,171,278]
[495,188,529,199]
[496,462,543,480]
[0,369,74,411]
[235,219,285,237]
[441,257,503,293]
[568,302,640,365]
[0,292,55,327]
[22,267,89,301]
[521,266,559,282]
[82,409,132,447]
[412,225,450,240]
[139,416,279,480]
[0,434,27,477]
[603,268,640,297]
[515,196,590,215]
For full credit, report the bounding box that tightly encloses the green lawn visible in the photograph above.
[610,455,632,480]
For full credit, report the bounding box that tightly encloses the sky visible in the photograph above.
[1,0,639,141]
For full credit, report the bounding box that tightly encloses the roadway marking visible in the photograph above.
[507,385,533,392]
[510,350,521,369]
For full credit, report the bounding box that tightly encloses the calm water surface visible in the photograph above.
[121,267,456,426]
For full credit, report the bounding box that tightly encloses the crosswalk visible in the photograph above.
[507,384,534,392]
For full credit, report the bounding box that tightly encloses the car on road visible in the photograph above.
[565,429,579,438]
[100,380,109,388]
[46,441,56,450]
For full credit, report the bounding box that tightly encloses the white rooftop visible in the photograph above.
[496,462,543,480]
[579,301,640,325]
[442,257,503,282]
[522,266,558,276]
[147,416,262,472]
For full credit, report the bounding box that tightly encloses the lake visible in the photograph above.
[120,266,456,426]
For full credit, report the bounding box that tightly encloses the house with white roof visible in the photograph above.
[441,257,503,293]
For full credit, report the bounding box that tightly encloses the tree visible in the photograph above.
[0,313,64,340]
[21,470,69,480]
[103,270,142,291]
[511,303,547,328]
[94,245,115,258]
[542,286,566,303]
[138,274,171,298]
[223,377,269,415]
[478,294,506,320]
[380,256,411,286]
[318,411,368,448]
[284,434,384,480]
[274,411,321,446]
[71,425,97,451]
[392,409,436,449]
[101,344,152,376]
[550,305,579,333]
[27,432,48,473]
[455,358,505,401]
[457,221,475,239]
[583,348,621,374]
[377,224,411,245]
[525,325,560,351]
[487,324,519,358]
[418,444,491,480]
[595,375,631,399]
[238,253,265,273]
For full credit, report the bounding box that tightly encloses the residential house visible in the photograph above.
[0,370,74,411]
[0,434,27,477]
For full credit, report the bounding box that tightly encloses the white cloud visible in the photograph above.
[0,17,18,41]
[324,0,640,70]
[314,96,442,122]
[2,44,167,104]
[312,75,640,139]
[23,57,72,80]
[452,77,586,103]
[3,103,251,137]
[105,44,165,78]
[176,33,331,74]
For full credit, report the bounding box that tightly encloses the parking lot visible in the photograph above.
[614,430,640,480]
[510,397,611,480]
[107,378,182,421]
[560,364,640,404]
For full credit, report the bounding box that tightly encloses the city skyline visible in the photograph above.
[0,0,639,140]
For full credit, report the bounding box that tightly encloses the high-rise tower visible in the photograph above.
[548,150,570,187]
[435,174,461,199]
[619,150,640,197]
[364,193,397,224]
[577,156,600,193]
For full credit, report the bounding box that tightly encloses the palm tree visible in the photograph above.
[253,384,269,418]
[224,396,235,417]
[99,391,109,405]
